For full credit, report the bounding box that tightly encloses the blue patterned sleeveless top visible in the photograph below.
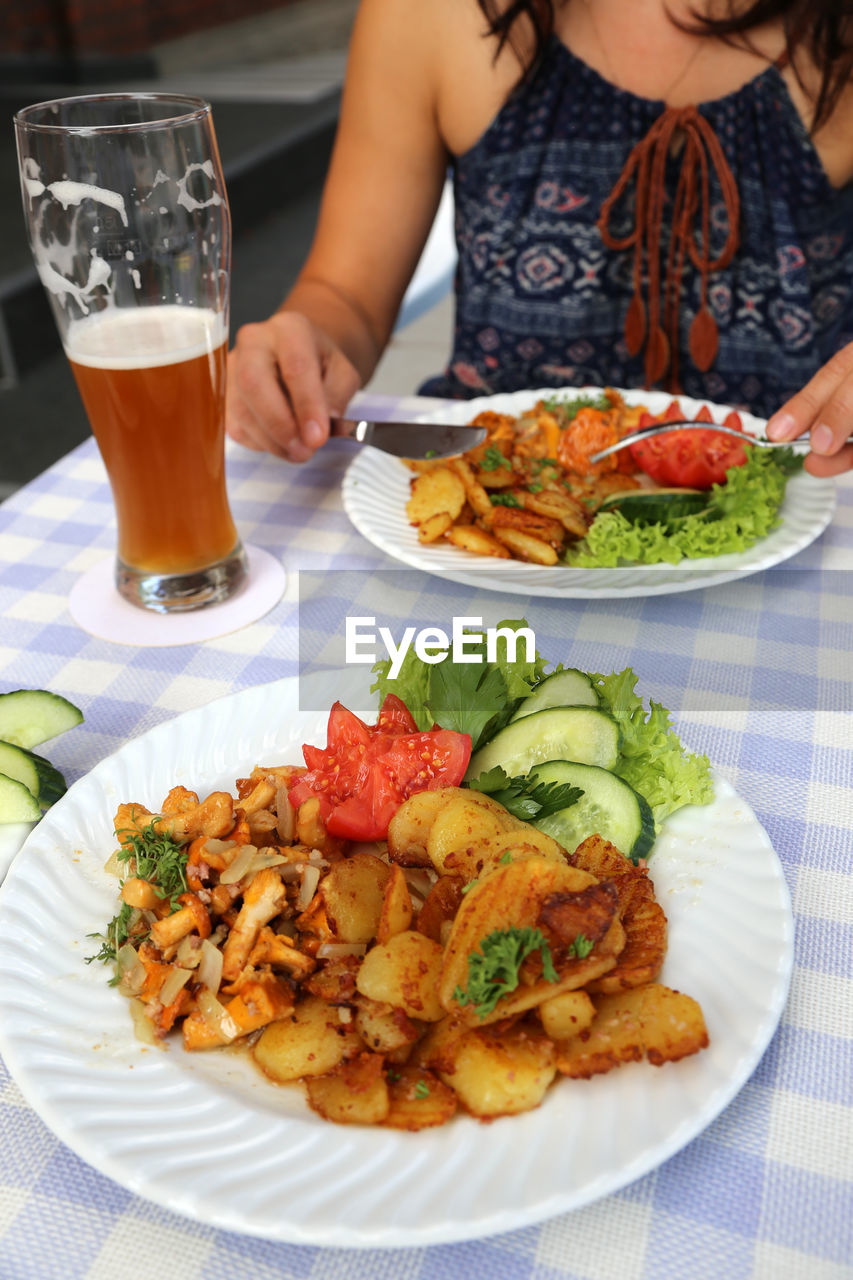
[419,37,853,418]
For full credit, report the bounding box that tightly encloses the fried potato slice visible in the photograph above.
[416,873,465,943]
[571,835,668,993]
[387,786,517,866]
[522,489,588,538]
[426,795,509,877]
[384,1066,457,1130]
[417,511,454,544]
[406,468,466,525]
[554,984,708,1078]
[376,863,414,943]
[356,930,445,1021]
[445,525,512,558]
[354,995,422,1054]
[320,851,392,944]
[492,527,560,565]
[448,458,499,523]
[537,989,596,1040]
[439,1022,556,1118]
[638,984,709,1064]
[253,996,361,1081]
[306,1052,390,1125]
[439,856,618,1025]
[491,505,565,546]
[387,788,449,866]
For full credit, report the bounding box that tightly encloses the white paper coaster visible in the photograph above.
[68,544,286,647]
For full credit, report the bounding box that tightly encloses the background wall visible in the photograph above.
[0,0,297,60]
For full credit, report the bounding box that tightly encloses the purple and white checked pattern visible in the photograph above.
[0,393,851,1280]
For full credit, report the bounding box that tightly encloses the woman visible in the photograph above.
[226,0,853,476]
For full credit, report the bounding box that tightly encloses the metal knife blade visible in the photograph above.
[330,417,487,459]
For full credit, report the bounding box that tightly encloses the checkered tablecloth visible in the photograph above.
[0,393,851,1280]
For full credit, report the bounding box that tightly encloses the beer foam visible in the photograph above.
[65,305,227,369]
[46,180,128,226]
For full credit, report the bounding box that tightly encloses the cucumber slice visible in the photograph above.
[0,741,67,809]
[597,488,709,526]
[466,706,620,780]
[0,773,41,823]
[510,669,598,721]
[531,760,656,862]
[0,689,83,749]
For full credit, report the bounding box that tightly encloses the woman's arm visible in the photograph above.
[227,0,451,461]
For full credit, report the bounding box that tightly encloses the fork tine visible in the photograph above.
[587,420,812,465]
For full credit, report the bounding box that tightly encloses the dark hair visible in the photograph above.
[475,0,853,130]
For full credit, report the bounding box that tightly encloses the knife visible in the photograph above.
[330,417,488,459]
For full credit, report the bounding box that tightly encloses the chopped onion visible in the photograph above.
[197,938,224,993]
[316,942,367,960]
[404,869,436,898]
[116,943,145,996]
[103,849,122,877]
[128,998,158,1045]
[203,838,236,856]
[275,784,296,843]
[219,844,259,884]
[196,988,240,1041]
[296,863,321,911]
[159,966,193,1007]
[250,850,289,873]
[175,936,203,969]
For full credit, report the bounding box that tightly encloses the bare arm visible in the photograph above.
[227,0,450,462]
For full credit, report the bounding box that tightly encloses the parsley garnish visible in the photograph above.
[414,1080,430,1099]
[454,926,559,1019]
[468,766,583,822]
[85,901,135,974]
[570,934,594,959]
[86,821,189,970]
[461,878,479,895]
[527,482,544,493]
[489,492,522,507]
[425,449,438,459]
[427,658,509,752]
[542,393,611,421]
[386,1068,402,1083]
[480,445,511,471]
[117,821,189,911]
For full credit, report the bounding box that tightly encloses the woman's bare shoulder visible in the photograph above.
[350,0,522,155]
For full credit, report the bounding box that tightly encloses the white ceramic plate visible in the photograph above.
[0,677,793,1249]
[0,821,34,883]
[342,387,836,597]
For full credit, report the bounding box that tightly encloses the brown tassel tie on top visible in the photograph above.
[597,105,741,391]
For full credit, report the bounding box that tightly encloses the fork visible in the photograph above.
[588,420,853,465]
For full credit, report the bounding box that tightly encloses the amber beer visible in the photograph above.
[66,306,239,575]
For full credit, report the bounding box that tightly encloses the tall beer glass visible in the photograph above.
[14,94,248,612]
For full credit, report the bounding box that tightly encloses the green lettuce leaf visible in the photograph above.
[370,619,545,746]
[590,668,713,827]
[566,447,803,568]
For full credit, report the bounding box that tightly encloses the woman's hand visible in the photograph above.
[226,312,361,464]
[766,344,853,476]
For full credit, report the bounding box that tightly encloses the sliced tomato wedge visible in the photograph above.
[629,400,749,489]
[288,695,471,841]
